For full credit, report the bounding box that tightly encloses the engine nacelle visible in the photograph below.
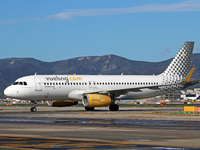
[47,100,78,107]
[82,94,111,107]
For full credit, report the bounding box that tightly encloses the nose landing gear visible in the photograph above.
[30,101,37,112]
[30,107,37,112]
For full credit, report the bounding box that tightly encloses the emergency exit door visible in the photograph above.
[35,77,42,91]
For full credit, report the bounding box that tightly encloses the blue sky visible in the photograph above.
[0,0,200,62]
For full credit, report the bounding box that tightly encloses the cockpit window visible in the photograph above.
[12,81,27,86]
[13,82,19,85]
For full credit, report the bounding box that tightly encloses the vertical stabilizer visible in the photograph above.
[161,42,194,83]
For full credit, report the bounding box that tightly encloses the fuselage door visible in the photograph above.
[34,77,42,91]
[89,81,97,90]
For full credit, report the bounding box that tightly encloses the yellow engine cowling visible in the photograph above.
[82,94,111,107]
[47,100,78,107]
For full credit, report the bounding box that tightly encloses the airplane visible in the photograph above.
[4,41,200,112]
[185,94,200,101]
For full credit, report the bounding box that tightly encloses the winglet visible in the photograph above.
[184,67,195,82]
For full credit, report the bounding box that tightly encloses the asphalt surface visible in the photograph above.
[0,106,200,149]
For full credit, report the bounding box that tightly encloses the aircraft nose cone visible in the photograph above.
[4,87,12,97]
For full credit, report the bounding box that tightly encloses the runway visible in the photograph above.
[0,106,200,149]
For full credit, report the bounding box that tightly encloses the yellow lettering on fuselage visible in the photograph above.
[69,77,83,81]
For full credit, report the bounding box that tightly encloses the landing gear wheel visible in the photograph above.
[30,100,37,112]
[30,107,37,112]
[85,107,95,111]
[109,104,119,111]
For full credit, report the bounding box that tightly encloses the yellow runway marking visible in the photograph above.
[0,134,197,149]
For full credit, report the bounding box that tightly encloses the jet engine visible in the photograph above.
[82,94,111,107]
[47,100,78,107]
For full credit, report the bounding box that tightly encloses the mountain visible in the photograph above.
[0,54,200,93]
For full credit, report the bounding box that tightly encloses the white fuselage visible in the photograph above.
[4,74,174,101]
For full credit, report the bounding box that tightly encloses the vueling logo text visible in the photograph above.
[45,76,83,82]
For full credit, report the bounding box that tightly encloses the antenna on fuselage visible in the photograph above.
[121,72,124,75]
[34,72,37,75]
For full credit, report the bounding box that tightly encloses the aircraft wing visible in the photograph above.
[84,83,180,96]
[105,83,180,96]
[85,80,200,97]
[84,68,200,96]
[105,68,200,96]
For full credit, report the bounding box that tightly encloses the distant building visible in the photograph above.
[186,89,194,94]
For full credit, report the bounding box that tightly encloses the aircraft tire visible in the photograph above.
[109,104,119,111]
[85,107,95,111]
[30,107,37,112]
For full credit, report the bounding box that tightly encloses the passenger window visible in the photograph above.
[19,82,23,85]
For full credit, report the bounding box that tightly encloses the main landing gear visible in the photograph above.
[109,104,119,111]
[30,101,37,112]
[109,96,119,111]
[85,107,95,111]
[84,105,119,111]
